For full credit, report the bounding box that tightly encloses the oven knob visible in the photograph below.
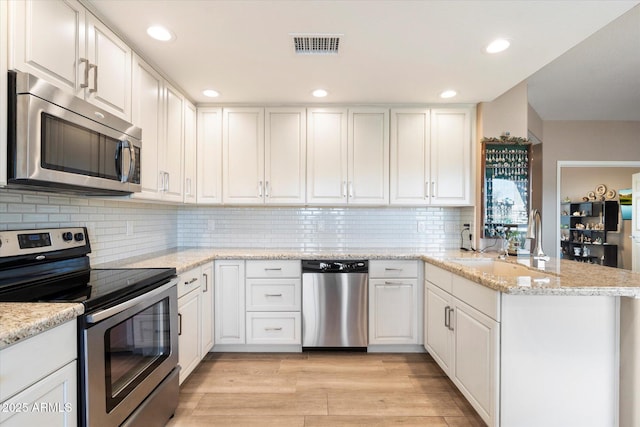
[62,232,73,241]
[74,233,85,242]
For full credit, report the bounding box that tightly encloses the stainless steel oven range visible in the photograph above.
[0,227,179,427]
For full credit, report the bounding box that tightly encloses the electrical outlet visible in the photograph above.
[417,221,427,232]
[126,221,134,236]
[207,219,216,231]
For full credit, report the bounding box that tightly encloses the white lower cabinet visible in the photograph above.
[424,263,499,427]
[214,260,246,345]
[0,321,77,427]
[200,262,214,357]
[369,260,421,346]
[246,312,301,345]
[177,267,202,384]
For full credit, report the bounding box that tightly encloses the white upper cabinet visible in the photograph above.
[223,108,265,204]
[390,109,430,205]
[265,108,307,205]
[183,101,197,204]
[390,108,473,206]
[306,108,349,204]
[222,107,306,205]
[131,55,163,200]
[9,0,132,120]
[131,54,184,203]
[197,107,223,204]
[162,83,185,202]
[84,14,131,120]
[430,108,472,205]
[348,108,390,205]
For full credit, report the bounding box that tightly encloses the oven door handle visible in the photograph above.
[85,279,178,324]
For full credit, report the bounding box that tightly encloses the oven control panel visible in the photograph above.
[0,227,89,258]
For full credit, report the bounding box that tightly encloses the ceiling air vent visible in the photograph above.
[292,34,342,55]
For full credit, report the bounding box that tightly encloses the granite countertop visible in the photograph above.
[100,247,640,298]
[0,303,84,350]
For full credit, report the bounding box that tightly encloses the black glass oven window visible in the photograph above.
[41,113,119,180]
[104,297,171,411]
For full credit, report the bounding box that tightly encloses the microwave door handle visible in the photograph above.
[125,141,135,183]
[115,141,123,181]
[116,140,133,183]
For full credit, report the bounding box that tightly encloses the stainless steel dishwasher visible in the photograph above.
[302,260,368,349]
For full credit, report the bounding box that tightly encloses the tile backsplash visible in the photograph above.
[1,188,474,263]
[0,189,178,265]
[178,206,474,251]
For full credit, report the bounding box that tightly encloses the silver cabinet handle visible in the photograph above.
[79,58,90,88]
[432,181,436,198]
[158,171,165,192]
[444,306,450,328]
[202,273,208,292]
[165,172,170,191]
[348,181,353,198]
[264,327,283,331]
[384,281,407,286]
[342,181,347,198]
[265,293,283,297]
[385,268,403,271]
[184,277,198,285]
[265,181,270,198]
[178,313,182,336]
[88,63,98,93]
[425,181,429,198]
[258,181,263,197]
[264,267,282,271]
[447,307,454,331]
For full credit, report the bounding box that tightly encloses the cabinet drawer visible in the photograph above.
[0,321,76,402]
[246,260,301,278]
[177,267,201,298]
[369,260,418,278]
[452,275,501,321]
[425,263,453,294]
[246,279,301,311]
[246,312,301,345]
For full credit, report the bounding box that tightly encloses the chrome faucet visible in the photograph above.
[527,209,550,267]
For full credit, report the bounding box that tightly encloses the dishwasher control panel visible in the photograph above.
[302,260,368,273]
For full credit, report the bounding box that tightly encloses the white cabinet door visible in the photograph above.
[162,83,184,202]
[178,288,200,384]
[223,108,264,204]
[369,279,418,345]
[348,108,389,205]
[197,107,223,204]
[131,55,163,200]
[452,298,499,426]
[9,0,85,97]
[390,109,430,205]
[246,312,301,345]
[430,109,472,205]
[85,13,131,120]
[200,262,214,357]
[425,281,453,375]
[214,260,246,344]
[0,361,77,427]
[183,101,197,204]
[265,108,306,205]
[306,108,348,204]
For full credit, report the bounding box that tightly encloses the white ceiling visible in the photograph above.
[87,0,639,118]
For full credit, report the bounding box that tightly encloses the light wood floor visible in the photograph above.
[167,352,487,427]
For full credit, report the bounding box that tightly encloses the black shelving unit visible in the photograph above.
[560,200,619,267]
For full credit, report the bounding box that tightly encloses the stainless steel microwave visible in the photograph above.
[7,71,142,195]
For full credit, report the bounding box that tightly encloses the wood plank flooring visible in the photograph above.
[166,352,487,427]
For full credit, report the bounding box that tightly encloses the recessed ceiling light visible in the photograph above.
[440,90,457,99]
[485,38,510,54]
[203,89,220,98]
[312,89,328,98]
[147,25,175,42]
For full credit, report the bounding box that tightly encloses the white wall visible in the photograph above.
[478,81,529,139]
